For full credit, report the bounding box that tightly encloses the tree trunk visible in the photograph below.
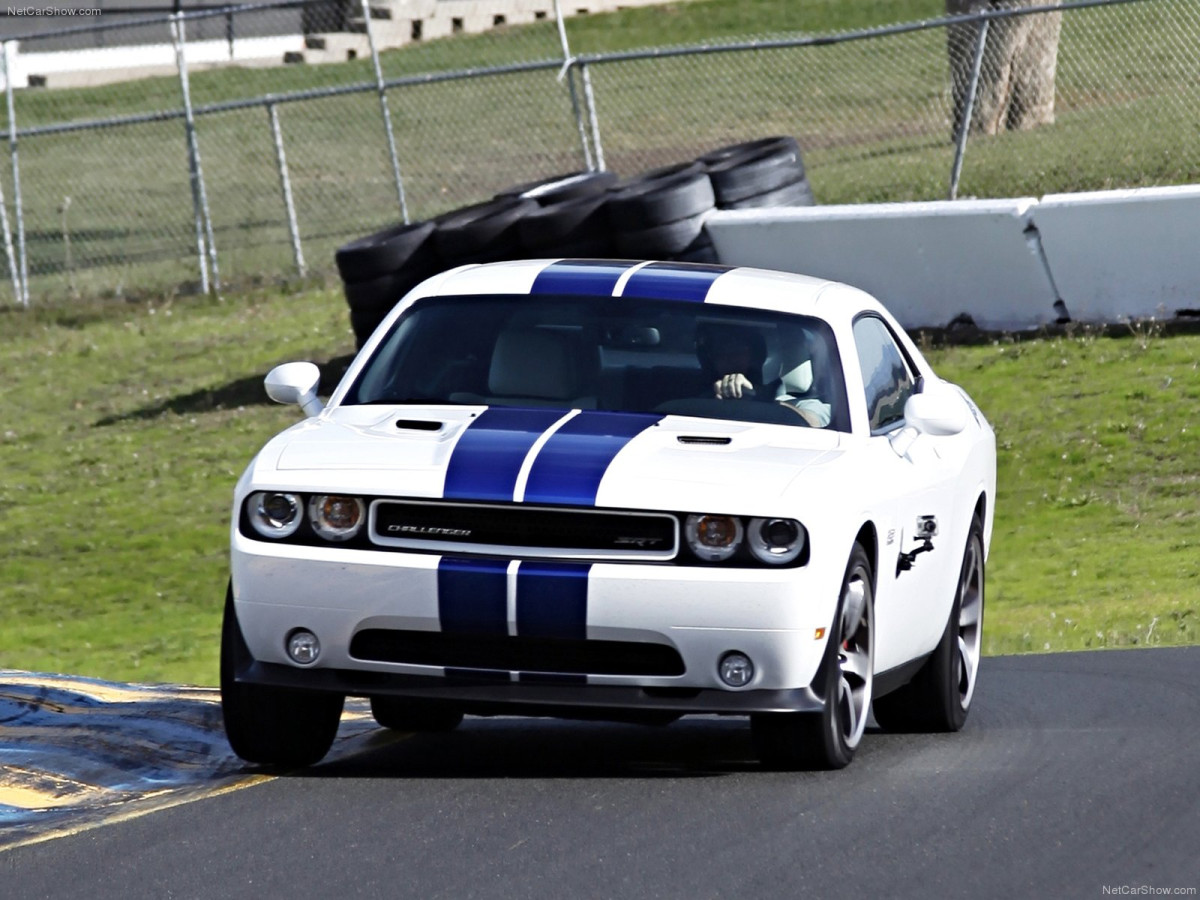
[948,0,1063,137]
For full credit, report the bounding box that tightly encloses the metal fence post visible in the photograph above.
[2,41,30,308]
[361,0,409,222]
[170,11,220,294]
[0,41,24,307]
[267,100,306,278]
[948,17,990,201]
[552,0,595,171]
[579,62,606,173]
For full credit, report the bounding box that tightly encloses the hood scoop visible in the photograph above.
[677,435,732,446]
[395,419,444,432]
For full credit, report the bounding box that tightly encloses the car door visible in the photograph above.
[849,314,960,673]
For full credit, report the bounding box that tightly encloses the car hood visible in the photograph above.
[247,405,843,515]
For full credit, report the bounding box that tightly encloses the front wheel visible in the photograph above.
[873,514,985,732]
[752,543,875,770]
[220,585,344,767]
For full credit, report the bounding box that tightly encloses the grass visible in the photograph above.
[0,290,1196,685]
[3,0,1199,302]
[923,323,1200,655]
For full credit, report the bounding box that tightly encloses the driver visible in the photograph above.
[697,324,767,401]
[696,323,830,428]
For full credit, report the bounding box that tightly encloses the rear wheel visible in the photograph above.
[220,585,344,767]
[752,543,874,770]
[873,515,985,732]
[370,696,463,733]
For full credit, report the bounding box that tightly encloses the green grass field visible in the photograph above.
[1,290,1196,685]
[3,0,1198,302]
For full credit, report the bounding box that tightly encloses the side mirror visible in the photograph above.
[264,362,324,417]
[904,385,967,436]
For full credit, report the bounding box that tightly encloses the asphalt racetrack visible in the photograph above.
[4,647,1198,899]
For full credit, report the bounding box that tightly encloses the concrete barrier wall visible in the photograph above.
[1034,185,1200,322]
[706,186,1200,330]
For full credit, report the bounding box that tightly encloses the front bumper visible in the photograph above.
[230,531,843,710]
[236,658,825,717]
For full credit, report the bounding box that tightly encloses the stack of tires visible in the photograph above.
[608,162,718,263]
[699,135,814,211]
[335,220,440,350]
[336,138,813,348]
[337,170,618,348]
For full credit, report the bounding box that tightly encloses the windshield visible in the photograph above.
[343,294,850,432]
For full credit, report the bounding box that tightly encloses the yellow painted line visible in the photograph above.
[2,673,221,706]
[0,766,114,809]
[0,774,275,854]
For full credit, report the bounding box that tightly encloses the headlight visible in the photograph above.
[685,514,743,561]
[308,495,365,542]
[248,491,303,539]
[747,517,807,565]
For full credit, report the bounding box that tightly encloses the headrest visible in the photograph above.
[489,329,580,400]
[780,359,813,395]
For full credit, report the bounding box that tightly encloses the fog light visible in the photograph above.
[287,629,320,665]
[718,651,754,687]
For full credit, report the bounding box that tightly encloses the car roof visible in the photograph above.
[406,259,884,326]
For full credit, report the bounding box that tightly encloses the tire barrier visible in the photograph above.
[336,137,812,347]
[700,136,814,211]
[495,169,618,206]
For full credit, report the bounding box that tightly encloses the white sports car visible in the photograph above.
[223,259,995,770]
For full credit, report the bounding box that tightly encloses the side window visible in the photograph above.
[852,316,915,433]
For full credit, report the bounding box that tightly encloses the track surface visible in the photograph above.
[4,648,1198,899]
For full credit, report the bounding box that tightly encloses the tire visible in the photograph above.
[696,135,800,170]
[613,210,707,258]
[220,584,344,767]
[674,232,718,263]
[518,193,610,253]
[751,543,874,770]
[434,197,537,265]
[545,235,617,260]
[625,160,705,184]
[370,696,464,732]
[707,145,807,205]
[719,177,815,210]
[494,170,617,205]
[335,220,436,284]
[872,514,985,733]
[349,305,389,350]
[606,171,715,231]
[343,267,431,317]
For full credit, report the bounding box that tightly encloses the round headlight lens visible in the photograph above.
[747,517,807,565]
[309,495,365,542]
[249,491,303,539]
[685,514,744,562]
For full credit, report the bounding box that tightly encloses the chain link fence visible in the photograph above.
[1,0,1198,305]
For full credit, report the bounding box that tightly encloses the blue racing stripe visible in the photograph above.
[443,406,565,501]
[529,259,638,296]
[620,260,728,302]
[522,411,661,506]
[516,561,591,641]
[437,557,509,636]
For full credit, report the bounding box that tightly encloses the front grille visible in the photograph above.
[350,629,686,677]
[370,500,678,560]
